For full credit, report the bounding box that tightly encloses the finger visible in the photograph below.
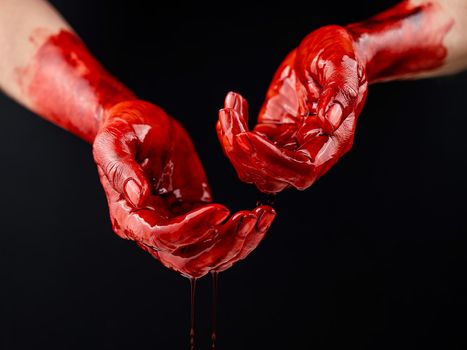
[218,105,300,193]
[217,113,299,192]
[254,123,299,149]
[183,211,257,276]
[234,132,315,189]
[104,199,229,252]
[96,165,130,239]
[98,160,229,264]
[97,165,171,245]
[317,58,360,133]
[215,206,276,272]
[235,206,275,261]
[170,234,217,259]
[220,109,311,179]
[217,91,250,148]
[96,165,117,202]
[211,211,257,264]
[141,207,272,278]
[225,91,249,126]
[218,107,248,148]
[152,204,230,250]
[217,129,289,193]
[93,121,151,208]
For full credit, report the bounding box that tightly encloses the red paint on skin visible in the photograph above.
[348,1,454,81]
[20,30,275,278]
[217,0,453,194]
[22,30,135,143]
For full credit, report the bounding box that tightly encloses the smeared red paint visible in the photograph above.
[22,30,135,143]
[21,30,275,278]
[349,1,454,81]
[217,0,453,193]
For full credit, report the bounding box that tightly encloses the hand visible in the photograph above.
[93,100,275,278]
[217,25,368,193]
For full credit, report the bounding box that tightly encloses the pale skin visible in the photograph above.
[0,0,466,115]
[0,0,464,113]
[0,0,72,106]
[413,0,467,76]
[0,0,465,218]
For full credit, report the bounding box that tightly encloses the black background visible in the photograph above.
[1,1,467,349]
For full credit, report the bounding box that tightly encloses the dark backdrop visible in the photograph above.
[1,1,467,349]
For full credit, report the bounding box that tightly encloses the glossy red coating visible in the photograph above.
[217,1,453,193]
[21,30,275,278]
[20,30,135,143]
[349,1,453,81]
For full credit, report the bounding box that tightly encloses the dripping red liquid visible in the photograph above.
[18,29,275,279]
[211,272,219,350]
[190,278,197,350]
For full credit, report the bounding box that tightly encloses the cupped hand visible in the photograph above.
[217,25,368,193]
[93,100,275,278]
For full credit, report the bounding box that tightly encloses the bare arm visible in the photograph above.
[0,0,276,278]
[0,0,73,110]
[409,0,467,76]
[0,0,135,142]
[348,0,467,81]
[1,0,466,135]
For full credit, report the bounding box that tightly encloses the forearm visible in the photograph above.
[346,0,467,82]
[0,0,135,142]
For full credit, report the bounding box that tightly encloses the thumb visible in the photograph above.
[317,56,361,133]
[93,121,151,208]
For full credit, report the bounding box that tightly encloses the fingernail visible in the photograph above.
[211,207,230,225]
[232,95,239,110]
[219,109,232,131]
[226,92,238,109]
[238,214,256,237]
[124,179,141,207]
[236,134,254,153]
[325,103,343,130]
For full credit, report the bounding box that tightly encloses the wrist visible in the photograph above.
[346,1,453,82]
[297,25,357,74]
[21,29,136,143]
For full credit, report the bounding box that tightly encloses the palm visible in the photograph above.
[217,26,368,193]
[94,100,275,278]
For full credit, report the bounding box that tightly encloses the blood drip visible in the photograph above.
[189,278,197,350]
[211,272,219,350]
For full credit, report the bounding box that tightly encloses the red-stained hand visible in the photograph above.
[217,26,368,193]
[93,100,275,278]
[20,1,451,277]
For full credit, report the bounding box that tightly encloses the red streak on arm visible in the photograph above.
[17,29,275,278]
[21,30,135,143]
[347,1,454,81]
